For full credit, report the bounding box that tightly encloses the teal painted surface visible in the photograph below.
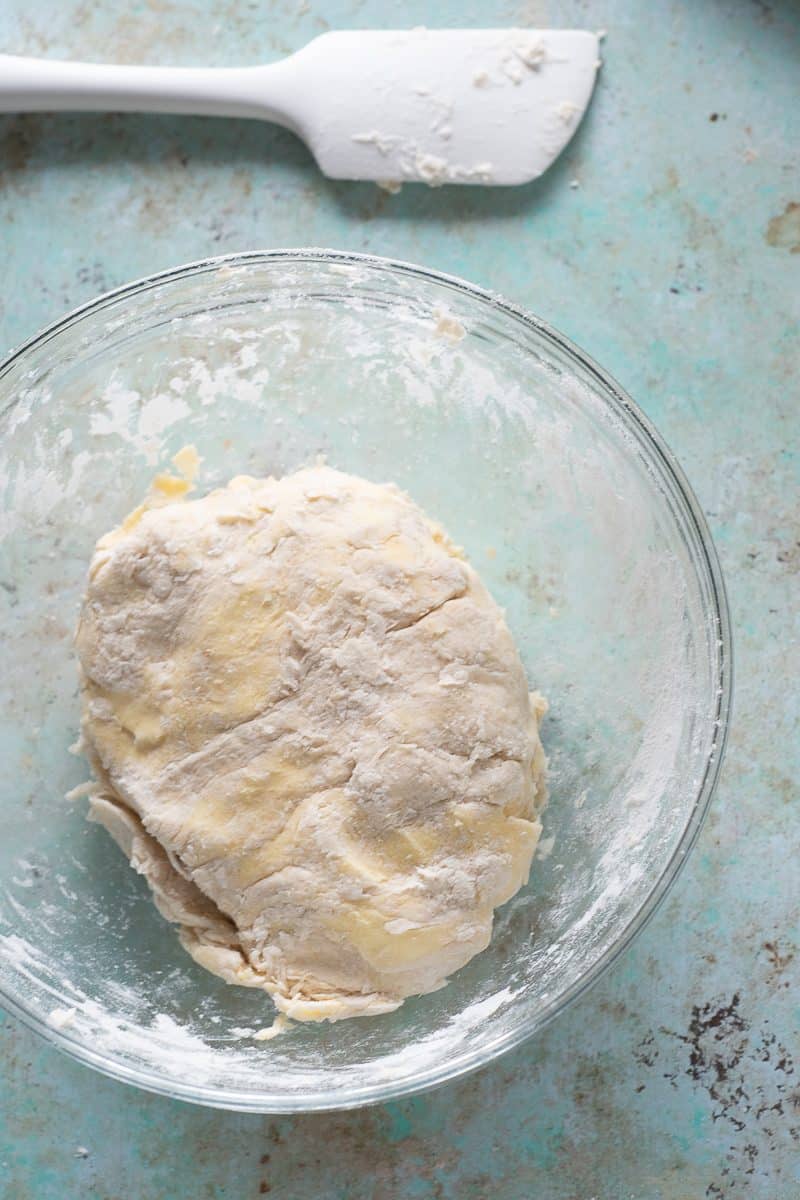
[0,1,797,1196]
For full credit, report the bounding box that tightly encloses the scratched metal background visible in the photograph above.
[0,2,798,1197]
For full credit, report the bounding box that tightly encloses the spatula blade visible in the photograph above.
[291,29,600,187]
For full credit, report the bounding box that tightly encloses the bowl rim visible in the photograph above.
[0,248,732,1112]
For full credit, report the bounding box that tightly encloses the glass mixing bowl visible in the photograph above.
[0,250,730,1112]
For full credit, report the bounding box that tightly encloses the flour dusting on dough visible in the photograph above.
[76,465,547,1022]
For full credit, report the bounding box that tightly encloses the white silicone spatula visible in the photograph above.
[0,29,600,186]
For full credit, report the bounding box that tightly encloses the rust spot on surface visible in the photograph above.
[655,994,798,1194]
[765,202,800,253]
[648,164,681,205]
[2,127,32,171]
[634,1031,659,1068]
[763,767,795,804]
[266,1123,285,1146]
[752,0,775,24]
[0,117,42,183]
[775,539,800,572]
[763,940,796,988]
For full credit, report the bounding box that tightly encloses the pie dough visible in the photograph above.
[76,464,547,1021]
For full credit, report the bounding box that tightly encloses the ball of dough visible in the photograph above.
[77,465,547,1021]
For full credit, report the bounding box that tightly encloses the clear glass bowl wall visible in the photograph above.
[0,252,730,1111]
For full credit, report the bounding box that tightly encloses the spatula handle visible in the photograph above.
[0,54,291,125]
